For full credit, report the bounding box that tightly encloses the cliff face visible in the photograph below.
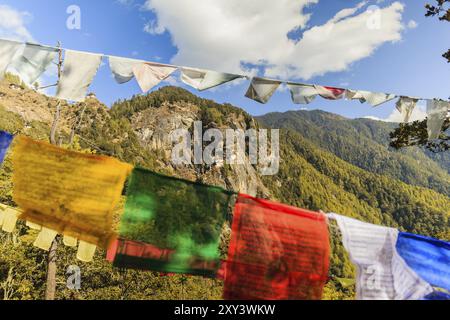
[130,100,270,197]
[0,76,270,198]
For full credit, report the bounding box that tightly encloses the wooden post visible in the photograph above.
[45,41,63,300]
[49,42,63,146]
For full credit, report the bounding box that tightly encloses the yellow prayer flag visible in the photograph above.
[0,204,6,227]
[12,136,132,248]
[26,220,42,230]
[0,204,20,233]
[63,234,78,247]
[34,227,58,251]
[77,241,96,262]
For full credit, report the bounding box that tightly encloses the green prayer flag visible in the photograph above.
[115,168,234,277]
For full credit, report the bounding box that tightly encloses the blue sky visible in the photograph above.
[0,0,448,121]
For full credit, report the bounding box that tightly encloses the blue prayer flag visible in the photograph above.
[397,232,450,293]
[423,291,450,300]
[0,131,13,164]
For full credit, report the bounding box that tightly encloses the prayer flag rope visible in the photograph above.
[0,38,448,140]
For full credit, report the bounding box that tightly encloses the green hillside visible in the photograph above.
[0,81,448,300]
[262,129,449,237]
[258,110,450,195]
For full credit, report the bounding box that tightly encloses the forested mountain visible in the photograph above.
[258,110,450,195]
[0,76,448,300]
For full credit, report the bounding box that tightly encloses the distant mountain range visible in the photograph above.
[258,110,450,195]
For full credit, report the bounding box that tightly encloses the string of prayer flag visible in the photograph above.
[11,135,132,248]
[1,38,448,141]
[223,194,330,300]
[113,168,234,277]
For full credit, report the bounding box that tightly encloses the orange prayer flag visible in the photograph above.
[12,135,132,248]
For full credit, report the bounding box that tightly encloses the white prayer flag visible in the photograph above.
[287,83,318,104]
[346,90,367,103]
[346,90,396,107]
[426,99,449,140]
[181,67,242,91]
[132,62,177,93]
[314,85,346,100]
[9,43,58,85]
[245,77,281,104]
[56,50,103,102]
[0,39,24,79]
[328,213,432,300]
[395,97,418,123]
[109,55,142,84]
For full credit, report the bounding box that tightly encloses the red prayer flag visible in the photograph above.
[106,238,219,273]
[106,238,119,262]
[217,260,227,280]
[316,85,346,100]
[223,194,330,300]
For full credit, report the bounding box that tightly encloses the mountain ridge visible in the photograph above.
[258,109,450,195]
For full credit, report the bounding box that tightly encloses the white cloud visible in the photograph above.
[116,0,134,6]
[0,5,33,42]
[142,1,405,80]
[143,0,318,75]
[328,1,368,24]
[407,20,418,29]
[365,102,428,123]
[266,2,405,79]
[143,20,166,35]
